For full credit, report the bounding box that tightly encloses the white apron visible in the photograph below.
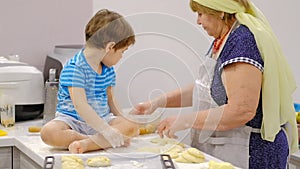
[190,42,256,169]
[191,21,291,169]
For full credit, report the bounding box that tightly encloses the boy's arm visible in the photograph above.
[107,86,123,116]
[69,86,105,124]
[68,86,124,148]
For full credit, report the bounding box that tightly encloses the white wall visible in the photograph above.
[0,0,93,71]
[93,0,300,106]
[93,0,211,110]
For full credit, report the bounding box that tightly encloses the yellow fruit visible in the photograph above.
[0,129,7,136]
[296,112,300,124]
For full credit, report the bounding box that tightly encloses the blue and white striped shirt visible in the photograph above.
[56,49,116,121]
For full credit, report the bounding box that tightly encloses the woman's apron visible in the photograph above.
[191,21,293,169]
[190,24,257,168]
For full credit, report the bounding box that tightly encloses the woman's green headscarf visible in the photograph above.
[192,0,298,153]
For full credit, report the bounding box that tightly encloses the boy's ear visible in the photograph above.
[105,42,116,53]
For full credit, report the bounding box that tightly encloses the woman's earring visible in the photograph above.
[221,12,225,20]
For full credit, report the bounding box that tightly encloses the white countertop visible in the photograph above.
[0,119,224,169]
[2,119,297,168]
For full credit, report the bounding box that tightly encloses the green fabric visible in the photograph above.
[193,0,298,153]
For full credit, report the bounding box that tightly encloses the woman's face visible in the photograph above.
[196,12,224,39]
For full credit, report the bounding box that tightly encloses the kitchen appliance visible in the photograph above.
[43,44,83,82]
[0,57,44,121]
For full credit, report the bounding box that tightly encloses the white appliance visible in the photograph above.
[0,57,44,121]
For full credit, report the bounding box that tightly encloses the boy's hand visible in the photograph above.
[100,124,124,148]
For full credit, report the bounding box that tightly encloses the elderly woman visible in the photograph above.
[131,0,297,168]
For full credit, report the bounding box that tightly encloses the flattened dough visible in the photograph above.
[137,146,160,153]
[175,148,205,164]
[87,156,111,167]
[209,160,234,169]
[187,148,205,158]
[181,151,205,163]
[61,155,84,169]
[163,150,179,159]
[150,137,184,147]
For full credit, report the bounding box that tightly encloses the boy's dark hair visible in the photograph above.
[85,9,135,50]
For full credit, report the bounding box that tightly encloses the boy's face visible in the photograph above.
[102,46,129,67]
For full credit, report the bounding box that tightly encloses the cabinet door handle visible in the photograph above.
[43,156,54,169]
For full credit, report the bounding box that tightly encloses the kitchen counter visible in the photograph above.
[1,119,300,169]
[0,119,224,169]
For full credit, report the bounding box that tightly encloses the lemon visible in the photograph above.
[0,129,7,136]
[296,112,300,124]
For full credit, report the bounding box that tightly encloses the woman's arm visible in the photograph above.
[156,83,194,108]
[193,62,262,131]
[107,86,122,116]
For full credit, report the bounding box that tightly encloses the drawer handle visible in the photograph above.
[43,156,54,169]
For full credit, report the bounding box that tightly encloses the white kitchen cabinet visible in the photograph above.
[13,147,42,169]
[0,147,12,169]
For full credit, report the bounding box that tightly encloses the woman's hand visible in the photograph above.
[130,101,158,115]
[157,115,192,139]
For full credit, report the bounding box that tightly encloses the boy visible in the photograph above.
[41,9,139,153]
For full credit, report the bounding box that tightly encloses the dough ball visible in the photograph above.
[163,150,179,159]
[174,156,190,163]
[162,144,184,153]
[62,161,84,169]
[61,156,84,169]
[61,156,83,164]
[174,148,205,164]
[150,137,185,147]
[208,160,234,169]
[87,156,111,167]
[150,138,169,145]
[187,148,205,158]
[28,126,41,133]
[181,151,205,163]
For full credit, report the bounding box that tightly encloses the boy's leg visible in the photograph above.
[40,120,88,148]
[68,116,139,153]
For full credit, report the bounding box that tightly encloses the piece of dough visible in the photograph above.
[187,148,205,158]
[61,156,84,164]
[162,144,184,153]
[181,151,205,163]
[62,161,84,169]
[208,160,234,169]
[87,156,111,167]
[139,124,157,135]
[174,148,205,164]
[174,156,190,163]
[150,137,184,147]
[137,146,161,153]
[150,138,169,145]
[163,150,179,159]
[61,155,84,169]
[28,126,41,132]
